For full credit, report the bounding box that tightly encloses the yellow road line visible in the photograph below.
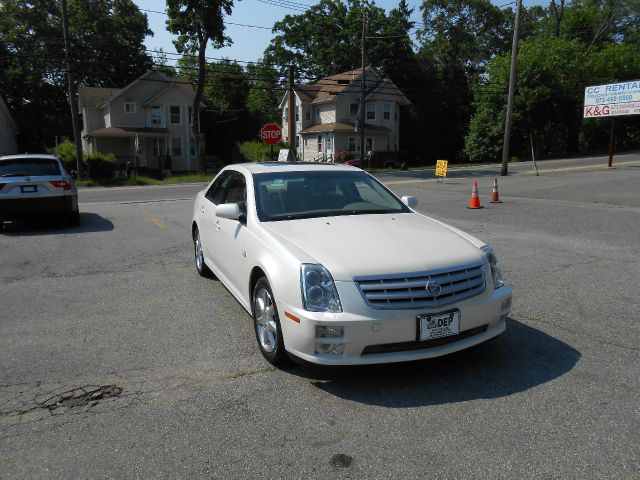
[142,207,166,230]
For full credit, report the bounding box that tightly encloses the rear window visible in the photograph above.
[0,158,61,177]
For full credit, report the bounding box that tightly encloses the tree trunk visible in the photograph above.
[191,28,209,174]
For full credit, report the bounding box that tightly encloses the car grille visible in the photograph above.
[354,262,486,310]
[361,325,488,355]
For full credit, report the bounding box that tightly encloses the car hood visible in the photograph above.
[261,212,485,281]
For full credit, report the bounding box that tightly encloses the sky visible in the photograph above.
[134,0,547,67]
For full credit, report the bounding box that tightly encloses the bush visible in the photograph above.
[48,138,77,172]
[85,152,116,179]
[49,139,117,178]
[235,140,280,162]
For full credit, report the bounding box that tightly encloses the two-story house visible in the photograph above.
[280,67,410,161]
[79,70,202,172]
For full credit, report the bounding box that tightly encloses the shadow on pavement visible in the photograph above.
[0,212,114,236]
[287,318,579,407]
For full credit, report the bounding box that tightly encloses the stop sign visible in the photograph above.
[261,123,282,145]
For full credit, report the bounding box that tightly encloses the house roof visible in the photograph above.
[78,87,122,109]
[282,67,411,107]
[86,127,169,137]
[299,122,391,135]
[78,70,197,109]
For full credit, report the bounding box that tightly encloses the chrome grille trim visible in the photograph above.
[354,262,486,310]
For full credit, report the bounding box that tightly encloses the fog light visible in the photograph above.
[315,342,345,355]
[316,326,344,338]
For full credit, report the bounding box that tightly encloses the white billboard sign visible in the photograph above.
[584,80,640,118]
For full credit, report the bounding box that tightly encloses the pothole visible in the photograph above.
[38,385,123,411]
[330,453,353,469]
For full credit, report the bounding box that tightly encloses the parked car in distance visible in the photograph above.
[0,153,80,226]
[339,153,400,170]
[192,162,512,366]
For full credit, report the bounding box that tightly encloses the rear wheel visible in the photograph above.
[193,225,212,277]
[67,210,80,227]
[252,277,288,366]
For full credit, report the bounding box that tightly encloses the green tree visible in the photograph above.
[416,0,511,160]
[0,0,152,150]
[166,0,235,173]
[246,61,282,125]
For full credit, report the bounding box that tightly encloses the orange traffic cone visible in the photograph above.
[468,181,483,209]
[490,177,501,203]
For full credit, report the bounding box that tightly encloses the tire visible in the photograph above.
[67,210,81,227]
[193,225,212,277]
[252,277,288,366]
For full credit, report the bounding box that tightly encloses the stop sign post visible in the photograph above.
[261,123,282,161]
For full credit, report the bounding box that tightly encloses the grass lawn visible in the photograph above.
[77,173,214,187]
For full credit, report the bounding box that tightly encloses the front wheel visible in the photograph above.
[252,277,288,366]
[193,225,212,277]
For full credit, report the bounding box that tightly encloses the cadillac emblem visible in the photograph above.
[426,281,442,297]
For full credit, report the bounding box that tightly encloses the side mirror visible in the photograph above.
[216,203,241,220]
[401,196,417,208]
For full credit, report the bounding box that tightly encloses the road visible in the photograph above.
[1,154,639,479]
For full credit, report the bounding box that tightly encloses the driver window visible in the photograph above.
[205,171,232,205]
[225,173,247,215]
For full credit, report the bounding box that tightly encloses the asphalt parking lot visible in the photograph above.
[1,153,639,479]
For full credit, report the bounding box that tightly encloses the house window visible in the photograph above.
[171,137,182,157]
[295,106,299,122]
[284,107,288,122]
[296,136,300,148]
[151,106,162,126]
[317,135,322,153]
[187,106,193,125]
[395,110,398,121]
[350,103,359,116]
[314,106,320,120]
[124,102,136,114]
[348,137,356,151]
[304,138,308,147]
[190,137,196,157]
[326,136,333,154]
[366,103,376,120]
[305,107,310,121]
[383,103,391,120]
[170,105,181,124]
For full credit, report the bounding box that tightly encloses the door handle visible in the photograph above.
[200,206,205,214]
[215,220,221,231]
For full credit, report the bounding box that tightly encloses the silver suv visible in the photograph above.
[0,154,80,226]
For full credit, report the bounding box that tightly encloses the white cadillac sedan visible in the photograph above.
[192,163,512,366]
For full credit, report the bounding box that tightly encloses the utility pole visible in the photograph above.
[61,0,83,179]
[500,0,522,177]
[359,11,368,169]
[287,64,296,161]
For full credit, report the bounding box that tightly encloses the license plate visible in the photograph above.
[418,311,460,341]
[21,185,37,193]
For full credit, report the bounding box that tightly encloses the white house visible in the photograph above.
[0,95,19,155]
[280,67,411,161]
[79,70,203,172]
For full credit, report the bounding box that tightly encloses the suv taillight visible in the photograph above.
[50,181,72,190]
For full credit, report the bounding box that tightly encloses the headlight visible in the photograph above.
[481,245,504,289]
[300,264,342,312]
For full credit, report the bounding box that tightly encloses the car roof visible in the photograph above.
[230,162,360,175]
[0,153,59,161]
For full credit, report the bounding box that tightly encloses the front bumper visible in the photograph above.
[279,282,512,365]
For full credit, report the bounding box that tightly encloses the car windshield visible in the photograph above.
[253,170,410,221]
[0,158,61,177]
